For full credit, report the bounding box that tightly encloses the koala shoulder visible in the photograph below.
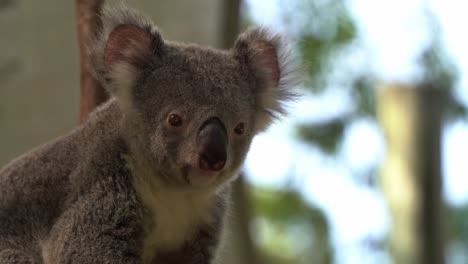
[0,99,125,201]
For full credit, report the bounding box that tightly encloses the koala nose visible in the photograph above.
[198,118,227,172]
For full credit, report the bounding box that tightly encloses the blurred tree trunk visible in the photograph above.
[219,0,242,49]
[77,0,108,123]
[378,84,445,264]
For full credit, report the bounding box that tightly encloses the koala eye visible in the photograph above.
[234,123,245,135]
[167,113,183,127]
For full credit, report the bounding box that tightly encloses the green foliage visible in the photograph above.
[420,44,456,92]
[419,45,468,121]
[446,95,468,121]
[447,204,468,263]
[284,0,356,92]
[447,204,468,244]
[418,10,468,121]
[294,76,378,156]
[245,1,360,262]
[250,186,333,264]
[421,47,468,121]
[281,0,359,154]
[296,118,346,154]
[299,35,329,91]
[247,0,468,263]
[352,77,377,117]
[294,0,466,157]
[335,13,356,44]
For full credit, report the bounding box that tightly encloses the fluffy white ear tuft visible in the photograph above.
[234,28,300,132]
[90,4,164,108]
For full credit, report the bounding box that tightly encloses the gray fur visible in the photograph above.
[90,3,163,93]
[234,27,300,132]
[0,4,298,264]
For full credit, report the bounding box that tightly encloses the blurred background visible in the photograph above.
[1,0,467,263]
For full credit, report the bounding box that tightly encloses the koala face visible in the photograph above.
[131,46,256,188]
[92,6,297,190]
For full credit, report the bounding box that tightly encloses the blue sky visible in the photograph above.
[244,0,468,262]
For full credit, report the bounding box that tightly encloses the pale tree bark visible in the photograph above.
[76,0,108,123]
[378,84,445,264]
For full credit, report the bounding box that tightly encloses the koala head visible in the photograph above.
[91,6,298,191]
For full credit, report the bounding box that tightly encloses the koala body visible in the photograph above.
[0,4,297,264]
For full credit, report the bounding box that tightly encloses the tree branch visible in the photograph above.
[77,0,108,124]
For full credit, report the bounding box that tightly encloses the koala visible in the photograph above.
[0,4,297,264]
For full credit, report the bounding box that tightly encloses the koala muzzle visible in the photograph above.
[198,118,227,172]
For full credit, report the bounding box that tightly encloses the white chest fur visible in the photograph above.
[131,172,214,263]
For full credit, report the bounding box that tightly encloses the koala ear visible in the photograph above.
[91,4,164,107]
[234,28,299,132]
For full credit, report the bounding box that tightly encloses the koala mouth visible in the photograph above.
[182,164,221,186]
